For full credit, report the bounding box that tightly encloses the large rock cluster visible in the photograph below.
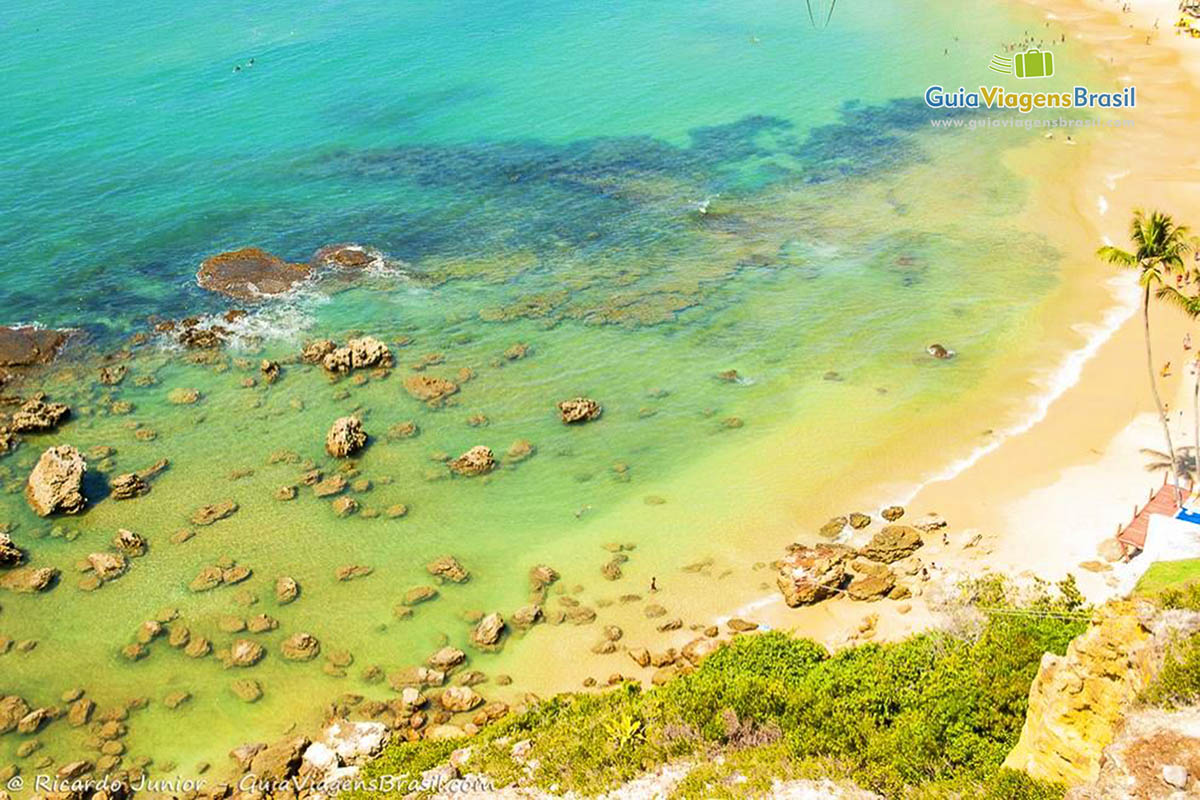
[326,417,368,458]
[776,525,924,607]
[196,247,313,301]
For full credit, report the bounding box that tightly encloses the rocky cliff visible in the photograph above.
[1003,601,1200,787]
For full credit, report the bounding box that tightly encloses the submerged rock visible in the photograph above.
[191,499,238,526]
[87,552,127,581]
[225,639,266,668]
[196,247,313,301]
[0,533,23,567]
[25,445,87,517]
[439,686,483,713]
[275,575,300,604]
[403,375,459,404]
[280,633,321,661]
[426,555,469,583]
[0,566,58,593]
[326,417,367,458]
[323,337,392,373]
[557,397,602,424]
[302,339,337,364]
[448,446,495,476]
[109,472,148,500]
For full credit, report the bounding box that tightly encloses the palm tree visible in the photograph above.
[1098,210,1194,504]
[1155,283,1200,491]
[1140,446,1197,482]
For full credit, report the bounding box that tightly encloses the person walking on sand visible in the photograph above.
[1162,361,1173,378]
[649,577,658,593]
[1185,332,1192,351]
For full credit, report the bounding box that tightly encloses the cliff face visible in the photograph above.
[1003,601,1199,787]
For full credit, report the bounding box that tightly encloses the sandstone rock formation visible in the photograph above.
[191,499,238,526]
[858,525,922,563]
[1003,602,1200,786]
[472,613,505,647]
[0,533,23,567]
[0,566,58,593]
[326,416,367,458]
[427,555,469,583]
[776,544,853,606]
[1065,707,1200,799]
[439,686,483,713]
[9,398,70,433]
[557,397,602,424]
[280,632,321,661]
[0,326,69,367]
[449,446,495,476]
[25,445,87,516]
[323,337,392,373]
[196,247,313,301]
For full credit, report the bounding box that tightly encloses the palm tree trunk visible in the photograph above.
[1144,284,1184,504]
[1193,360,1199,496]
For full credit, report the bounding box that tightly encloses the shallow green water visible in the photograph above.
[0,0,1110,783]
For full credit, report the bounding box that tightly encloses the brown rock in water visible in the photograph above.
[529,564,559,591]
[196,247,313,301]
[224,639,265,668]
[167,387,200,405]
[0,326,69,367]
[310,243,381,270]
[98,364,128,385]
[313,475,347,497]
[335,564,373,581]
[274,484,297,501]
[87,552,127,581]
[0,533,23,567]
[189,565,225,592]
[427,555,469,583]
[332,496,360,517]
[388,420,419,439]
[858,525,923,564]
[775,543,854,607]
[504,439,535,465]
[9,398,70,433]
[472,613,505,647]
[428,646,466,672]
[275,575,299,604]
[727,618,759,633]
[439,686,483,713]
[848,512,872,529]
[325,416,367,458]
[511,604,543,628]
[557,397,602,424]
[25,445,87,517]
[191,499,238,526]
[185,636,212,659]
[449,446,495,476]
[232,679,263,702]
[67,698,94,727]
[403,586,438,606]
[403,374,459,404]
[881,505,905,522]
[323,337,392,373]
[280,633,321,661]
[818,516,847,539]
[0,696,31,734]
[260,360,281,383]
[109,472,148,500]
[0,566,59,594]
[302,339,337,364]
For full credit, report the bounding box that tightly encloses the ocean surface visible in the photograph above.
[0,0,1107,782]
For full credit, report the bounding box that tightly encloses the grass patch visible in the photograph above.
[1134,558,1200,597]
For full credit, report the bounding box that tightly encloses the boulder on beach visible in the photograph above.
[196,247,313,301]
[9,398,70,433]
[448,446,495,476]
[775,543,854,607]
[846,570,897,601]
[326,417,367,458]
[427,555,469,583]
[557,397,602,424]
[25,445,87,517]
[439,686,483,713]
[858,525,923,564]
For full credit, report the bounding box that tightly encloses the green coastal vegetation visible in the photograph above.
[355,577,1088,799]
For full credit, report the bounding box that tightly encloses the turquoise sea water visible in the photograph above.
[0,0,1108,785]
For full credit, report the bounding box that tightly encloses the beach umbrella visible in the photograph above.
[806,0,838,28]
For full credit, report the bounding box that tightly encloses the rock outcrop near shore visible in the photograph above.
[1003,602,1200,787]
[0,326,70,367]
[196,247,313,301]
[25,445,87,517]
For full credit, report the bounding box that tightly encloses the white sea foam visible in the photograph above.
[1097,194,1108,216]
